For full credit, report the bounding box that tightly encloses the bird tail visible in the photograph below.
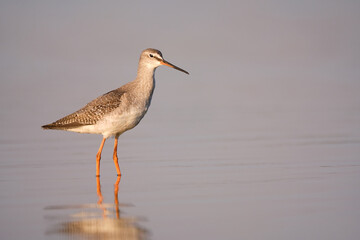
[42,122,88,130]
[42,124,62,130]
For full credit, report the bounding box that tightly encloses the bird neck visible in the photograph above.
[133,64,156,99]
[135,64,156,87]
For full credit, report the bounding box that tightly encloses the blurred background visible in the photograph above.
[1,0,359,133]
[0,1,359,240]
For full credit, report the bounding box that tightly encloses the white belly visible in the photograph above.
[69,107,147,138]
[67,79,155,138]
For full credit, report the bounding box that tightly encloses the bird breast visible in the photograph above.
[98,88,153,138]
[98,102,148,137]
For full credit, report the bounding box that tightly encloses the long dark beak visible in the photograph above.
[161,60,189,75]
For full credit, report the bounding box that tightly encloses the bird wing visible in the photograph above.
[42,89,126,129]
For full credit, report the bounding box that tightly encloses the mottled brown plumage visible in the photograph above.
[42,48,189,176]
[42,89,126,129]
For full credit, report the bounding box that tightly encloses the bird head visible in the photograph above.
[140,48,189,74]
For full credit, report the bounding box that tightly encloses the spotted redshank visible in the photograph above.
[42,48,189,176]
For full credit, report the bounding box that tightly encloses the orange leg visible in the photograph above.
[96,138,106,177]
[96,176,103,205]
[113,136,121,176]
[114,176,121,219]
[96,177,107,218]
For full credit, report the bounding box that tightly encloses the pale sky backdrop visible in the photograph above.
[1,0,359,141]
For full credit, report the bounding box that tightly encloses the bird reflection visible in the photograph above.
[45,176,148,240]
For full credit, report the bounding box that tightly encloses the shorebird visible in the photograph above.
[42,48,189,176]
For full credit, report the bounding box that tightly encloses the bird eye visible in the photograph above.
[149,54,154,58]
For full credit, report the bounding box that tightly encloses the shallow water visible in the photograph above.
[1,85,360,239]
[1,1,360,240]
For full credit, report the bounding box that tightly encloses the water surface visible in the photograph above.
[1,1,360,240]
